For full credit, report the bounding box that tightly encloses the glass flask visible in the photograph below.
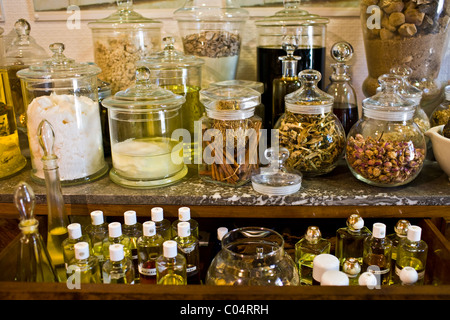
[102,67,187,189]
[174,0,249,87]
[325,41,359,135]
[430,85,450,127]
[14,182,59,282]
[156,240,187,285]
[137,221,164,284]
[67,242,101,285]
[275,69,346,177]
[0,19,48,132]
[198,85,262,187]
[17,43,108,186]
[138,36,205,166]
[346,74,426,187]
[206,227,299,286]
[88,0,162,94]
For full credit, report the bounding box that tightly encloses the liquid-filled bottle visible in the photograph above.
[174,221,201,284]
[102,222,132,261]
[151,207,172,241]
[172,207,199,239]
[67,242,101,285]
[62,223,91,270]
[156,240,187,285]
[122,210,142,283]
[137,221,164,284]
[102,244,135,284]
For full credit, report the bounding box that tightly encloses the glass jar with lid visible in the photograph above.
[0,19,48,132]
[275,69,346,177]
[205,226,299,286]
[346,74,426,187]
[198,85,262,187]
[88,0,162,94]
[173,0,249,88]
[17,43,108,186]
[430,85,450,128]
[102,67,188,189]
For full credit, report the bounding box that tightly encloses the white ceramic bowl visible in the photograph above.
[425,125,450,181]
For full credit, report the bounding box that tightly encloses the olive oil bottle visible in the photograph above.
[172,207,199,239]
[174,221,201,284]
[137,221,164,284]
[156,240,187,285]
[67,242,101,284]
[387,219,410,284]
[151,207,172,241]
[122,210,142,283]
[85,210,108,272]
[102,244,135,284]
[102,222,132,260]
[62,223,91,270]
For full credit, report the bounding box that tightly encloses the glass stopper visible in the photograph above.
[14,19,31,36]
[394,219,411,236]
[49,43,65,55]
[346,214,364,230]
[14,182,36,221]
[38,120,56,158]
[342,257,361,276]
[299,69,322,84]
[330,41,353,64]
[282,35,298,57]
[305,226,321,244]
[135,66,151,83]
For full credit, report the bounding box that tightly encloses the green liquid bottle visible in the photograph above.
[102,222,132,261]
[102,244,135,284]
[151,207,172,241]
[395,225,428,285]
[172,207,199,239]
[67,242,101,286]
[85,210,108,272]
[122,210,142,283]
[137,221,164,284]
[174,221,201,284]
[62,223,92,270]
[295,226,331,285]
[387,219,410,285]
[156,240,187,285]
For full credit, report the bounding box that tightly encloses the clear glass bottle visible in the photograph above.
[14,182,59,283]
[137,221,164,284]
[294,226,331,285]
[84,210,108,274]
[174,221,201,284]
[275,69,346,177]
[272,35,302,128]
[102,244,135,284]
[62,223,92,270]
[102,222,132,261]
[67,242,101,285]
[346,74,426,187]
[156,240,187,285]
[172,207,199,239]
[430,85,450,127]
[335,214,372,267]
[122,210,142,283]
[388,219,410,284]
[151,207,172,241]
[312,253,339,285]
[342,257,361,286]
[325,41,359,135]
[395,225,428,285]
[363,223,393,286]
[212,227,229,259]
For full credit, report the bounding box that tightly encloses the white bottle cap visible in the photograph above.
[312,254,340,282]
[109,244,124,262]
[74,242,90,260]
[178,207,190,221]
[400,266,419,285]
[90,210,104,225]
[108,222,122,238]
[407,225,422,242]
[68,223,82,239]
[178,221,190,237]
[358,271,378,287]
[217,227,228,241]
[124,210,137,225]
[143,221,156,237]
[151,207,164,222]
[372,223,386,238]
[320,270,349,286]
[163,240,178,258]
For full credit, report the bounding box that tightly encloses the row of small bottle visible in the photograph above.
[295,214,428,286]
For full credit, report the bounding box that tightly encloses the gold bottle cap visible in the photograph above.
[342,257,361,277]
[305,226,321,244]
[346,214,364,231]
[394,219,411,236]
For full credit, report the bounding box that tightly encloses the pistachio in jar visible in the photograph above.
[275,70,346,177]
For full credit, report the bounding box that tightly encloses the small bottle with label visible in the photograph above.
[151,207,172,241]
[62,223,92,270]
[312,253,340,285]
[67,242,101,284]
[295,226,331,285]
[156,240,187,285]
[102,222,132,261]
[362,223,393,286]
[174,221,201,284]
[335,213,372,267]
[102,244,135,284]
[85,210,108,271]
[342,257,361,286]
[137,221,164,284]
[172,207,199,239]
[122,210,142,283]
[388,219,410,284]
[395,225,428,285]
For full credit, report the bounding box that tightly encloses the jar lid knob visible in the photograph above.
[117,0,133,10]
[14,182,36,221]
[135,66,151,83]
[390,66,413,78]
[330,41,353,63]
[299,69,322,84]
[49,43,65,55]
[264,147,290,169]
[14,19,30,37]
[163,36,176,48]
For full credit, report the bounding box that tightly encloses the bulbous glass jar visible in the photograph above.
[346,75,426,187]
[274,69,346,177]
[206,227,299,286]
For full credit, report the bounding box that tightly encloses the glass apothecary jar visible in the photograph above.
[102,67,188,189]
[274,70,346,177]
[17,43,108,186]
[206,227,299,286]
[346,75,426,187]
[430,85,450,127]
[198,85,262,187]
[88,0,162,94]
[174,0,249,87]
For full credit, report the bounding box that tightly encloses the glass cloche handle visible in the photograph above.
[264,147,290,172]
[330,41,354,64]
[14,19,31,37]
[38,120,56,159]
[14,182,36,221]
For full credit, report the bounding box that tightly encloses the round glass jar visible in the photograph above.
[17,43,108,186]
[346,75,426,187]
[102,67,188,189]
[274,70,346,177]
[198,85,262,187]
[430,85,450,127]
[205,227,299,286]
[88,0,162,94]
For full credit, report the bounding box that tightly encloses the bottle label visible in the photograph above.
[187,266,197,273]
[181,245,196,254]
[139,265,156,276]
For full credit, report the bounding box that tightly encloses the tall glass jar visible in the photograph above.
[206,227,299,286]
[17,43,108,186]
[102,67,188,189]
[174,0,249,88]
[346,75,426,187]
[88,0,162,94]
[198,85,262,187]
[275,70,346,177]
